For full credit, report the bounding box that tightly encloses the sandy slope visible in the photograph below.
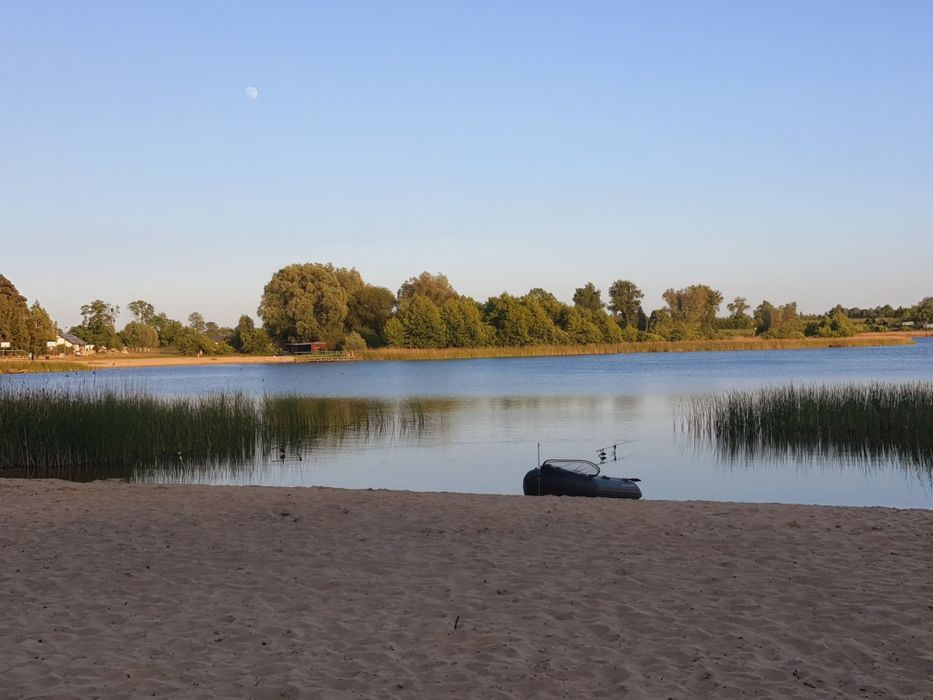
[2,480,932,699]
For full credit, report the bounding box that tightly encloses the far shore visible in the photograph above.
[2,479,931,698]
[0,333,924,373]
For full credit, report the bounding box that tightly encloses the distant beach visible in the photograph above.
[2,480,931,698]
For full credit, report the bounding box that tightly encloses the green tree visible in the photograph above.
[754,301,803,338]
[805,309,857,338]
[151,313,184,347]
[590,309,624,343]
[346,284,396,347]
[523,288,565,325]
[258,263,361,346]
[662,284,723,337]
[332,267,365,296]
[385,295,448,348]
[174,327,219,356]
[647,309,674,339]
[187,312,206,332]
[522,295,565,344]
[572,282,604,312]
[26,301,57,355]
[121,322,159,350]
[917,296,933,323]
[483,293,534,346]
[127,300,156,324]
[0,274,29,349]
[441,297,495,347]
[726,296,752,328]
[73,300,119,348]
[562,307,604,344]
[607,280,644,329]
[397,272,458,307]
[230,315,277,354]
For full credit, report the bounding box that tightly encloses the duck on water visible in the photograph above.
[523,444,642,499]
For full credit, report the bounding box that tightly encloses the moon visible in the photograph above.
[245,86,259,100]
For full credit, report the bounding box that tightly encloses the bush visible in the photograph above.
[341,331,367,352]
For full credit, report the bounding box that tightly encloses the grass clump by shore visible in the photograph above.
[358,336,912,362]
[683,382,933,473]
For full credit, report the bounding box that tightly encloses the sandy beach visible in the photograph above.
[2,480,932,698]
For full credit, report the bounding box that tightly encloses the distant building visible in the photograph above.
[47,333,95,353]
[284,341,328,354]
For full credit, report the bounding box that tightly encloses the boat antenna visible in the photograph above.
[596,443,618,464]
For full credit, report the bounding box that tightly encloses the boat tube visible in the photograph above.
[523,459,642,499]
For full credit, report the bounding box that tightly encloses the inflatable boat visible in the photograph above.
[523,459,641,499]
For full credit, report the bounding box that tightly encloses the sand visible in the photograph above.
[2,480,932,699]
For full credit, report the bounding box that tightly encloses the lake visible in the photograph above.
[4,338,932,508]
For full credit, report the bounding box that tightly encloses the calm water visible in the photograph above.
[5,339,933,508]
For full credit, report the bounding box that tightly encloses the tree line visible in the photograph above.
[2,267,931,356]
[252,263,930,350]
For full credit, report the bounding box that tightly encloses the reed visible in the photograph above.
[0,388,260,480]
[0,389,441,480]
[683,382,933,472]
[0,360,87,374]
[358,336,911,362]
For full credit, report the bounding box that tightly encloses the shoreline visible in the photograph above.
[2,479,931,698]
[1,334,921,373]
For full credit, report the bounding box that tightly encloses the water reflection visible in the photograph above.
[2,394,643,483]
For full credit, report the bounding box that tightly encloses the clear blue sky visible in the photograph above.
[2,1,931,329]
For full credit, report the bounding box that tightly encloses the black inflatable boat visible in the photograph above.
[523,459,642,499]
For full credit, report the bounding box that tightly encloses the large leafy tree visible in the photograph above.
[607,280,644,329]
[662,284,723,337]
[26,301,58,354]
[572,282,604,312]
[121,322,159,350]
[483,293,533,346]
[258,263,362,346]
[187,312,206,333]
[523,288,565,325]
[562,307,604,344]
[727,296,750,320]
[385,295,448,348]
[127,300,156,324]
[346,284,395,347]
[754,301,803,338]
[0,274,30,349]
[805,309,857,338]
[230,315,276,354]
[590,309,624,343]
[441,297,495,347]
[917,296,933,323]
[151,313,184,347]
[397,272,458,307]
[648,309,674,339]
[522,295,564,344]
[72,299,120,348]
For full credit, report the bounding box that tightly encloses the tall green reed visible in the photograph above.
[0,388,439,481]
[683,382,933,474]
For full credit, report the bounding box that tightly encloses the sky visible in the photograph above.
[2,1,932,329]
